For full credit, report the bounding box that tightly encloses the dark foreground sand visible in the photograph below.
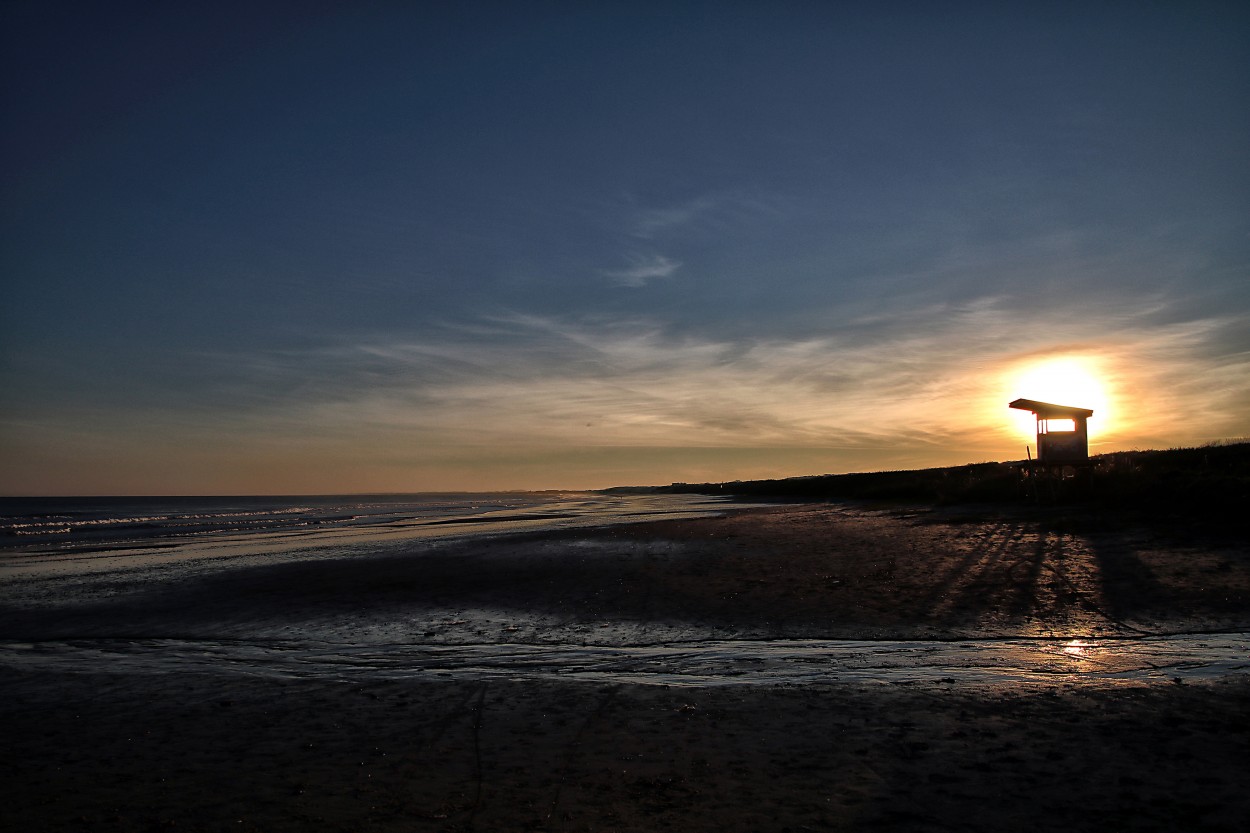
[2,503,1248,832]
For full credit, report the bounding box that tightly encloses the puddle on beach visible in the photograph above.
[3,633,1246,688]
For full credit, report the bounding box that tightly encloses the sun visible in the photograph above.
[1005,356,1112,441]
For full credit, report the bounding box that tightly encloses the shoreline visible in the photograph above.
[7,632,1248,690]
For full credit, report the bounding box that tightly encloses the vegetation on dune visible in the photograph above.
[611,443,1250,522]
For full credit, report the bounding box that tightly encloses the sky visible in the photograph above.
[2,1,1248,495]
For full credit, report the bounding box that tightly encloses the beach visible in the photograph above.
[2,501,1248,831]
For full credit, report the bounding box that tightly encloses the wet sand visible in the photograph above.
[2,502,1248,831]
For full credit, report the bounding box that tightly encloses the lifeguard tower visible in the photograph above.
[1008,398,1093,465]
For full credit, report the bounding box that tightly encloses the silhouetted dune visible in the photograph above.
[609,442,1250,522]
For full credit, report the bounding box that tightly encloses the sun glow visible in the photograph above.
[1005,356,1112,442]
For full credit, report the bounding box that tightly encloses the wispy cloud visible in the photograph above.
[627,192,781,240]
[11,283,1242,486]
[5,295,1244,493]
[173,297,1241,459]
[603,253,682,287]
[631,196,720,239]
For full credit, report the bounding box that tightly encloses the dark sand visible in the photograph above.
[2,503,1248,832]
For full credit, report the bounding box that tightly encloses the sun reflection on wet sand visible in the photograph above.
[1062,639,1092,658]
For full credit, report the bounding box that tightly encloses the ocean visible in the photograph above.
[0,491,732,575]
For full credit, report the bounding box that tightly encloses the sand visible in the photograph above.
[2,502,1248,832]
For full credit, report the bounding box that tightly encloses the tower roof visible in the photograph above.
[1008,398,1094,419]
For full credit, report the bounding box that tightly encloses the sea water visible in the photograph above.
[0,491,732,576]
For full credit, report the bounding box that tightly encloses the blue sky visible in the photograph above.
[3,2,1248,494]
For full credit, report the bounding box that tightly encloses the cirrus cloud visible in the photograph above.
[603,253,682,288]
